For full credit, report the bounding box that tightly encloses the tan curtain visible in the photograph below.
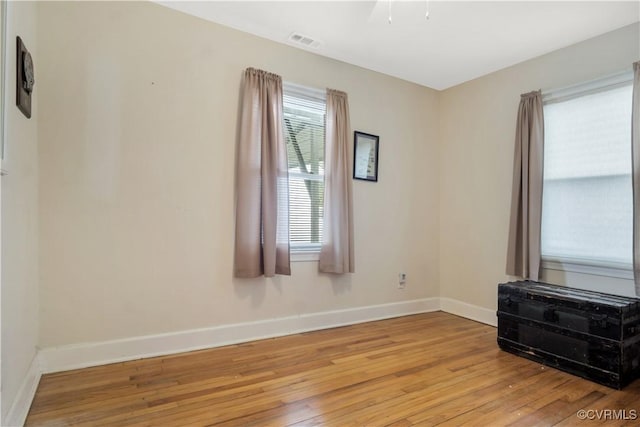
[506,90,544,281]
[234,68,290,278]
[319,89,355,273]
[633,61,640,296]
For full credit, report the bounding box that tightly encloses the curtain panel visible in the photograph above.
[234,68,291,278]
[633,61,640,296]
[506,90,544,281]
[319,89,355,274]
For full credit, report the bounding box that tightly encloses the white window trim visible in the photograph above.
[542,70,633,105]
[283,81,326,103]
[291,245,321,262]
[541,257,633,280]
[289,171,323,182]
[540,69,634,279]
[284,81,326,261]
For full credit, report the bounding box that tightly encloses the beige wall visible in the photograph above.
[438,23,640,310]
[1,0,39,422]
[37,1,440,347]
[33,1,639,352]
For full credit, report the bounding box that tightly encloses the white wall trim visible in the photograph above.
[9,297,498,424]
[4,354,41,427]
[542,257,633,280]
[39,298,441,374]
[440,297,497,327]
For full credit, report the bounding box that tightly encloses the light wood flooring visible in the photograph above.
[25,312,640,426]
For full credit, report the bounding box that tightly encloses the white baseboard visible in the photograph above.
[4,354,41,427]
[440,297,497,327]
[39,298,441,374]
[13,297,495,425]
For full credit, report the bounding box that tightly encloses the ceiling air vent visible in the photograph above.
[288,32,321,49]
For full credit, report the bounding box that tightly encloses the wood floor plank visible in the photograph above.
[25,312,640,426]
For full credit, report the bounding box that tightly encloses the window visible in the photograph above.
[283,83,326,255]
[541,73,633,274]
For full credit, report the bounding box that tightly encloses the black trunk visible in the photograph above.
[497,280,640,389]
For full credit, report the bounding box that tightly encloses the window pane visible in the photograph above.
[283,88,326,249]
[542,175,632,264]
[541,83,632,265]
[289,176,324,244]
[544,85,632,180]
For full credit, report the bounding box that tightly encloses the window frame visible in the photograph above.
[283,81,326,261]
[540,70,634,278]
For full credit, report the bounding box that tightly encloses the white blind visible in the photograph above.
[283,83,326,251]
[541,80,633,266]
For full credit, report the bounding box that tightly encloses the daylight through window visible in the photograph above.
[283,83,326,253]
[541,76,633,267]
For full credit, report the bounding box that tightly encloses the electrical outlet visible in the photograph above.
[398,272,407,289]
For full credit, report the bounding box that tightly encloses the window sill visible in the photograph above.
[541,257,633,280]
[291,251,320,262]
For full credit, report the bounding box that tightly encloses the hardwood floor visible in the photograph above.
[25,312,640,426]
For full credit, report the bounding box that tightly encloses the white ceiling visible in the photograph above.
[158,1,640,90]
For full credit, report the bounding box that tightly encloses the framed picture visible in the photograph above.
[353,131,379,182]
[16,36,35,119]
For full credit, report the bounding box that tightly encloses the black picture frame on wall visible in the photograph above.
[17,36,35,119]
[353,131,379,182]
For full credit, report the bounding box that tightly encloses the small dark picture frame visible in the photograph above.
[16,36,35,119]
[353,131,379,182]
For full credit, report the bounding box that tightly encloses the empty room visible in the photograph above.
[1,1,640,426]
